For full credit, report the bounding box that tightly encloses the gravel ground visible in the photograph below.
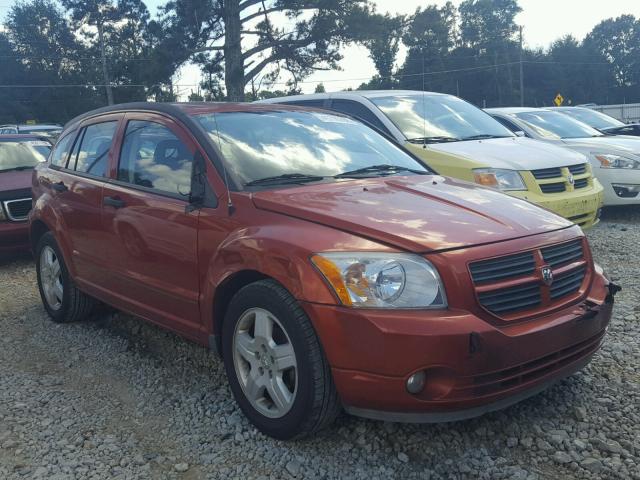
[1,208,639,480]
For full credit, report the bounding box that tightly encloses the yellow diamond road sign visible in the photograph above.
[554,94,564,106]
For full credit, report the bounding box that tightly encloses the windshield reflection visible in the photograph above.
[515,111,604,139]
[196,111,428,187]
[0,140,50,171]
[371,94,513,141]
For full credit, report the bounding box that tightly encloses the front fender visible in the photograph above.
[197,207,397,336]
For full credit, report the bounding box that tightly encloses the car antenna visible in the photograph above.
[212,112,235,215]
[421,49,427,149]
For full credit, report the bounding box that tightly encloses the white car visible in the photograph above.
[487,107,640,206]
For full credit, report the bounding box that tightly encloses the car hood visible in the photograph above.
[0,169,32,192]
[424,137,587,169]
[562,136,640,156]
[252,175,572,253]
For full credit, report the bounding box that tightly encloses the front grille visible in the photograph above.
[574,178,588,189]
[550,266,586,299]
[541,239,584,267]
[469,251,535,283]
[568,164,587,175]
[469,238,589,318]
[532,167,562,179]
[531,163,591,196]
[540,182,566,194]
[478,282,541,314]
[3,198,32,221]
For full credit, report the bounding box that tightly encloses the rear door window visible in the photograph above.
[117,120,193,197]
[70,122,118,177]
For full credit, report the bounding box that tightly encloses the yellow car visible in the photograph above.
[259,91,604,228]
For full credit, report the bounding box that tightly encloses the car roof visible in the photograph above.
[0,134,52,142]
[485,107,551,115]
[256,90,450,103]
[64,101,336,130]
[18,124,62,129]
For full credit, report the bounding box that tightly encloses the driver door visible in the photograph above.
[100,113,202,338]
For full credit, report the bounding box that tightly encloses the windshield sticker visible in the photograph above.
[27,141,51,147]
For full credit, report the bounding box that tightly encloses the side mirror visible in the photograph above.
[514,131,526,137]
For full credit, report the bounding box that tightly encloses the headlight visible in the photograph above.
[311,253,447,308]
[473,168,526,191]
[593,153,640,169]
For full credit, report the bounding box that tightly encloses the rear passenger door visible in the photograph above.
[100,113,201,337]
[47,115,121,285]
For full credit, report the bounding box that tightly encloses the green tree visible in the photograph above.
[584,15,639,88]
[162,0,372,101]
[314,83,326,93]
[361,13,405,89]
[397,4,456,91]
[4,0,102,122]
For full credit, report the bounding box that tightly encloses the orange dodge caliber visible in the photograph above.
[30,103,618,439]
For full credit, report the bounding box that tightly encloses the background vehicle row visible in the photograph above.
[259,91,605,228]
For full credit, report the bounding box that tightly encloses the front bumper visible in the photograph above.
[0,221,30,255]
[303,270,614,421]
[509,181,604,229]
[594,167,640,206]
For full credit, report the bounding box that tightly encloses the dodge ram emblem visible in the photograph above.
[541,266,554,286]
[567,173,575,186]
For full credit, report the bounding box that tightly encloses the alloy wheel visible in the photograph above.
[232,307,298,418]
[40,245,63,311]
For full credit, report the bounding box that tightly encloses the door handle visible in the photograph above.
[51,181,67,192]
[103,196,126,209]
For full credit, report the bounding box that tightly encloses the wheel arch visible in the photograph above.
[210,269,271,357]
[30,219,51,253]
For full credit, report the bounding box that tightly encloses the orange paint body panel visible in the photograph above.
[29,102,615,422]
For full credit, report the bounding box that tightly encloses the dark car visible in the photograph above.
[30,102,617,439]
[0,135,51,256]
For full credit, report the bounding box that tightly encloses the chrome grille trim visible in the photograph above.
[3,198,32,222]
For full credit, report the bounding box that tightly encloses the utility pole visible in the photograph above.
[98,21,114,106]
[519,25,524,107]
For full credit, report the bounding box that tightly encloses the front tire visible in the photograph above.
[36,232,95,323]
[222,280,340,440]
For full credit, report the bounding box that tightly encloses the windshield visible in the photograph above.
[196,110,431,187]
[0,140,50,172]
[559,108,624,130]
[514,111,603,139]
[370,94,513,142]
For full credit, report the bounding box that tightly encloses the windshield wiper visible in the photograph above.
[335,164,429,178]
[407,136,461,144]
[461,134,511,141]
[244,173,326,187]
[0,165,34,172]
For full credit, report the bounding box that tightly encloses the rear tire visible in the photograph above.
[36,232,95,323]
[222,279,340,440]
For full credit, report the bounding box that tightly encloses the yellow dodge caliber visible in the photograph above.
[259,91,604,228]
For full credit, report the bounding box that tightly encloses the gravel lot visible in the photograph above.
[1,208,639,480]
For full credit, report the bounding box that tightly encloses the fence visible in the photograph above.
[589,103,640,124]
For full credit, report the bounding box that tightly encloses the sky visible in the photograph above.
[2,0,640,96]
